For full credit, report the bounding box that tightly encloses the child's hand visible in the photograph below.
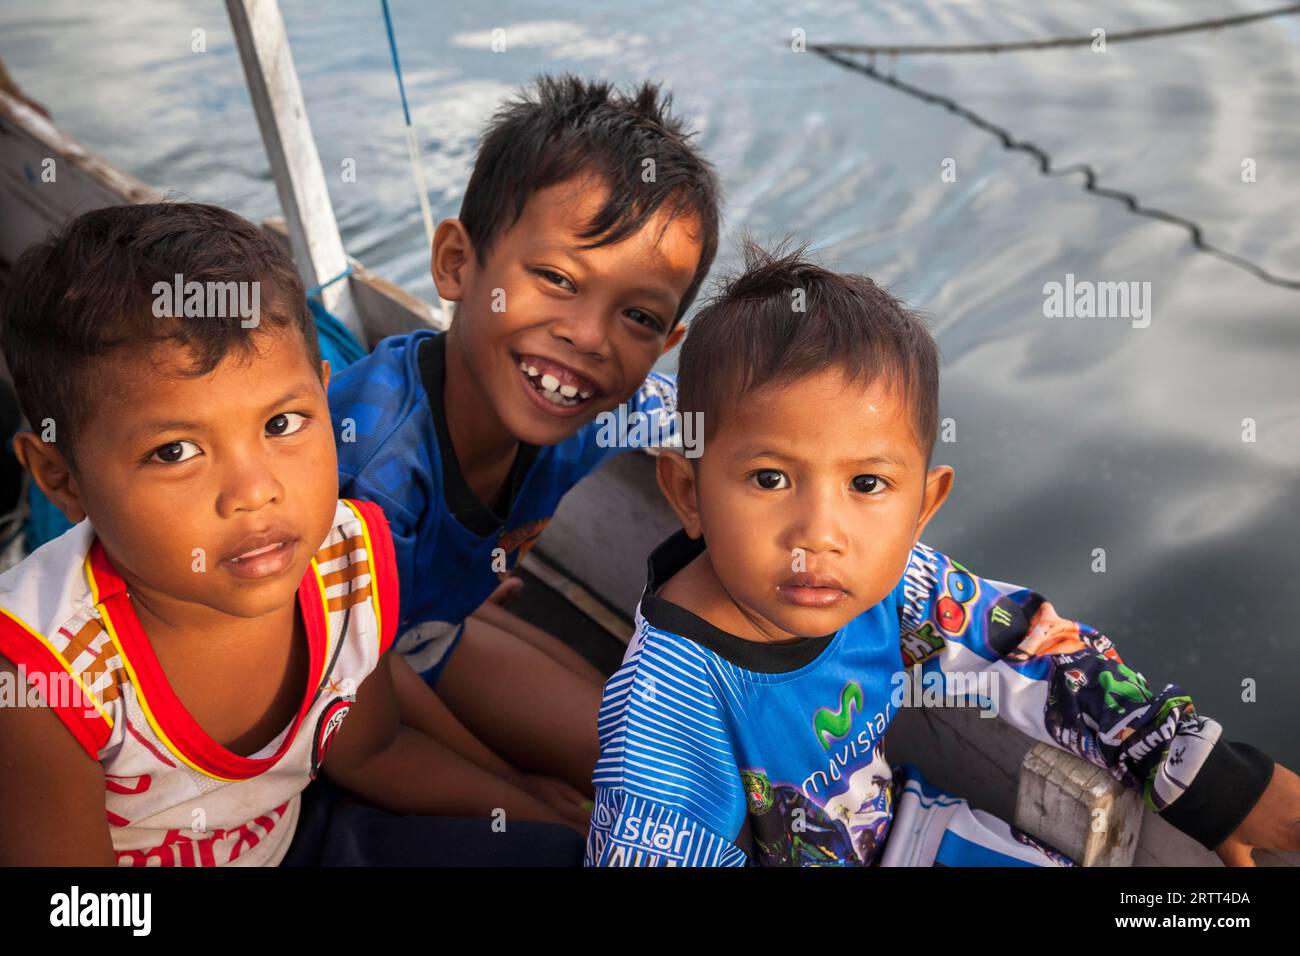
[516,772,591,835]
[1215,762,1300,866]
[486,575,525,609]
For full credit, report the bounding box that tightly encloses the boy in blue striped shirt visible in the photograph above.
[586,243,1299,866]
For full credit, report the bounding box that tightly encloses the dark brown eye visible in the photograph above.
[752,469,788,490]
[267,412,307,436]
[625,308,664,332]
[150,440,199,464]
[535,269,575,292]
[852,474,883,494]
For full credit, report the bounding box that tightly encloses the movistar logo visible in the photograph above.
[814,681,863,750]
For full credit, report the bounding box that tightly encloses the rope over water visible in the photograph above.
[810,4,1300,57]
[809,9,1300,292]
[381,0,436,250]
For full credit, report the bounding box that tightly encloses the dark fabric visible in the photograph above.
[417,333,540,535]
[1157,739,1275,850]
[0,379,24,541]
[281,775,585,867]
[639,528,836,674]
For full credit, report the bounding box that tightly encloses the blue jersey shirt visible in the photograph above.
[328,329,679,679]
[585,530,1275,866]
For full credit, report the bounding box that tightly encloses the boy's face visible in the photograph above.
[660,368,953,641]
[433,175,702,446]
[32,325,338,623]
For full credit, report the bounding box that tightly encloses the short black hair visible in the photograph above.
[679,240,941,466]
[0,202,319,474]
[458,74,721,324]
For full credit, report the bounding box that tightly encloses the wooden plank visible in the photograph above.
[261,216,442,345]
[533,450,680,616]
[885,700,1027,822]
[520,552,633,645]
[1016,743,1143,866]
[0,89,162,268]
[349,257,446,341]
[225,0,363,340]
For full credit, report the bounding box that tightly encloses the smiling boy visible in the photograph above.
[329,75,720,794]
[0,203,584,865]
[586,243,1300,867]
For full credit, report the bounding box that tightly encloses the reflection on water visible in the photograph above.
[1,0,1297,766]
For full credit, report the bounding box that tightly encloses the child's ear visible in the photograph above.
[12,432,87,525]
[661,321,687,355]
[913,465,954,546]
[655,450,703,539]
[430,218,474,303]
[320,359,331,392]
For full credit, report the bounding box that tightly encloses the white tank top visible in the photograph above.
[0,498,398,866]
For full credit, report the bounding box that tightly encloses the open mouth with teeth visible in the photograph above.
[515,353,597,408]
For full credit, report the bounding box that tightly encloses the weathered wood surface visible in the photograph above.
[261,216,444,344]
[226,0,362,338]
[533,449,680,621]
[886,699,1298,866]
[0,90,162,271]
[1017,743,1143,866]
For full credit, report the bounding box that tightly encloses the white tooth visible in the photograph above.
[559,384,577,398]
[579,390,592,400]
[540,373,560,392]
[528,366,539,377]
[519,360,527,371]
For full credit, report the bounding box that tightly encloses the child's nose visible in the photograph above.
[550,306,612,358]
[787,492,849,556]
[217,457,284,517]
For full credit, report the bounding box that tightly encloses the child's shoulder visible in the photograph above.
[0,518,100,640]
[322,498,400,650]
[328,329,437,419]
[328,332,440,486]
[619,606,729,701]
[0,520,122,756]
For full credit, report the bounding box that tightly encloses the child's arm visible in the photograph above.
[895,542,1287,861]
[387,652,590,824]
[1213,761,1300,865]
[0,655,117,865]
[322,654,586,831]
[585,646,750,867]
[389,652,516,778]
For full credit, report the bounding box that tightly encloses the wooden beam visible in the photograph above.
[0,90,163,269]
[520,553,634,645]
[225,0,363,339]
[261,217,444,346]
[1015,743,1143,866]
